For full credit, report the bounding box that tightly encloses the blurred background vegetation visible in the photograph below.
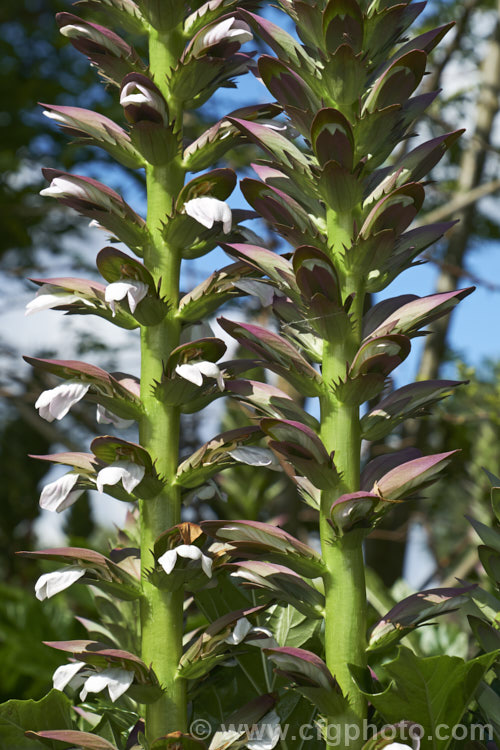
[2,0,500,702]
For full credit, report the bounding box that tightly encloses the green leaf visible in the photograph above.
[202,520,325,579]
[356,647,499,750]
[195,574,251,624]
[478,545,500,585]
[184,0,240,35]
[468,616,500,656]
[491,486,500,522]
[323,44,367,106]
[0,690,73,750]
[468,515,500,555]
[75,0,147,35]
[318,161,363,213]
[476,681,500,743]
[268,603,321,648]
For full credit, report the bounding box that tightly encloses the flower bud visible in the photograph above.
[199,18,253,52]
[57,12,133,60]
[40,174,115,212]
[120,73,168,125]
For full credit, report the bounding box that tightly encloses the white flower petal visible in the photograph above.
[104,280,148,316]
[40,176,87,199]
[43,110,67,124]
[176,544,203,562]
[197,361,225,390]
[202,18,253,47]
[200,552,213,578]
[158,544,213,578]
[53,661,86,691]
[196,361,221,379]
[105,281,132,302]
[96,460,145,494]
[120,82,167,123]
[121,91,150,106]
[40,176,115,211]
[39,473,85,513]
[96,405,134,429]
[210,729,241,750]
[120,81,154,107]
[261,121,288,131]
[80,667,134,703]
[126,283,148,313]
[175,363,204,387]
[105,668,135,702]
[158,548,178,575]
[228,447,274,466]
[59,24,118,55]
[183,197,232,234]
[246,711,281,750]
[35,567,86,601]
[176,361,224,391]
[225,617,252,645]
[384,745,413,750]
[35,381,90,422]
[25,286,83,316]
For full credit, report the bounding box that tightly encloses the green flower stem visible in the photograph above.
[320,209,367,746]
[139,25,186,743]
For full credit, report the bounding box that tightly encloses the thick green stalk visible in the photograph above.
[139,24,186,743]
[320,209,367,747]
